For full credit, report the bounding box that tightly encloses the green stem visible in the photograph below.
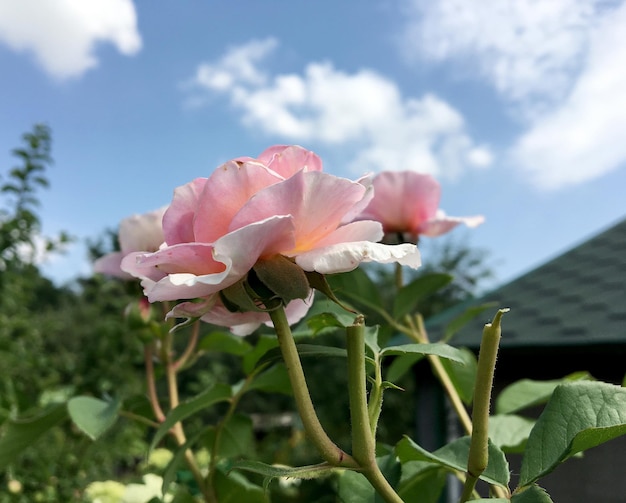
[144,344,166,423]
[346,316,375,463]
[460,309,510,503]
[173,320,200,372]
[409,315,473,435]
[346,317,403,503]
[394,262,404,289]
[367,352,384,438]
[118,410,161,429]
[269,306,358,468]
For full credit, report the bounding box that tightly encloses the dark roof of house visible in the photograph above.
[427,217,626,349]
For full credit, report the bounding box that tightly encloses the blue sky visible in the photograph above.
[1,0,625,288]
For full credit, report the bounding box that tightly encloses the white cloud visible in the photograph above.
[188,38,493,179]
[0,0,141,79]
[402,0,605,108]
[512,3,626,189]
[193,38,278,91]
[402,0,626,190]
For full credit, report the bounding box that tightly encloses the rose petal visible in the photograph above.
[418,212,485,237]
[93,252,133,279]
[188,293,313,336]
[124,243,225,277]
[163,178,207,245]
[340,174,374,224]
[230,171,368,253]
[258,145,323,177]
[135,216,297,302]
[299,220,383,250]
[359,171,440,234]
[295,241,421,274]
[192,160,282,243]
[119,206,167,253]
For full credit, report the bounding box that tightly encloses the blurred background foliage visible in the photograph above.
[0,125,493,502]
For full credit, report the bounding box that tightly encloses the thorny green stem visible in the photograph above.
[269,306,358,468]
[346,317,403,503]
[460,309,510,503]
[405,314,509,500]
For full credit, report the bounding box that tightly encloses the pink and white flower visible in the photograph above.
[357,171,484,242]
[94,206,167,279]
[121,146,420,333]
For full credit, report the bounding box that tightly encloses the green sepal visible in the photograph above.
[305,270,357,313]
[220,279,266,313]
[253,255,310,303]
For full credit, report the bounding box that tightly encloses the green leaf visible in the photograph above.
[489,414,535,453]
[67,396,120,440]
[386,353,425,383]
[337,454,400,503]
[327,268,383,310]
[471,500,509,502]
[305,312,348,335]
[512,484,554,502]
[215,465,268,503]
[0,404,67,470]
[392,273,453,320]
[293,299,359,337]
[170,490,199,503]
[232,460,338,485]
[398,462,447,503]
[199,331,252,356]
[243,335,279,375]
[442,302,499,342]
[496,372,592,415]
[150,383,232,450]
[206,414,255,459]
[256,344,349,369]
[519,381,626,487]
[170,490,200,503]
[364,325,381,354]
[248,364,293,395]
[439,347,477,405]
[380,343,466,364]
[162,428,209,494]
[337,470,373,503]
[396,436,510,488]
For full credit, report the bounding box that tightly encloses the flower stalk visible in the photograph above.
[269,305,358,468]
[346,317,403,503]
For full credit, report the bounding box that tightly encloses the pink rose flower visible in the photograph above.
[94,206,167,279]
[121,146,420,333]
[357,171,484,242]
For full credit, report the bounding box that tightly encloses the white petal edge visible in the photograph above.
[295,242,421,274]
